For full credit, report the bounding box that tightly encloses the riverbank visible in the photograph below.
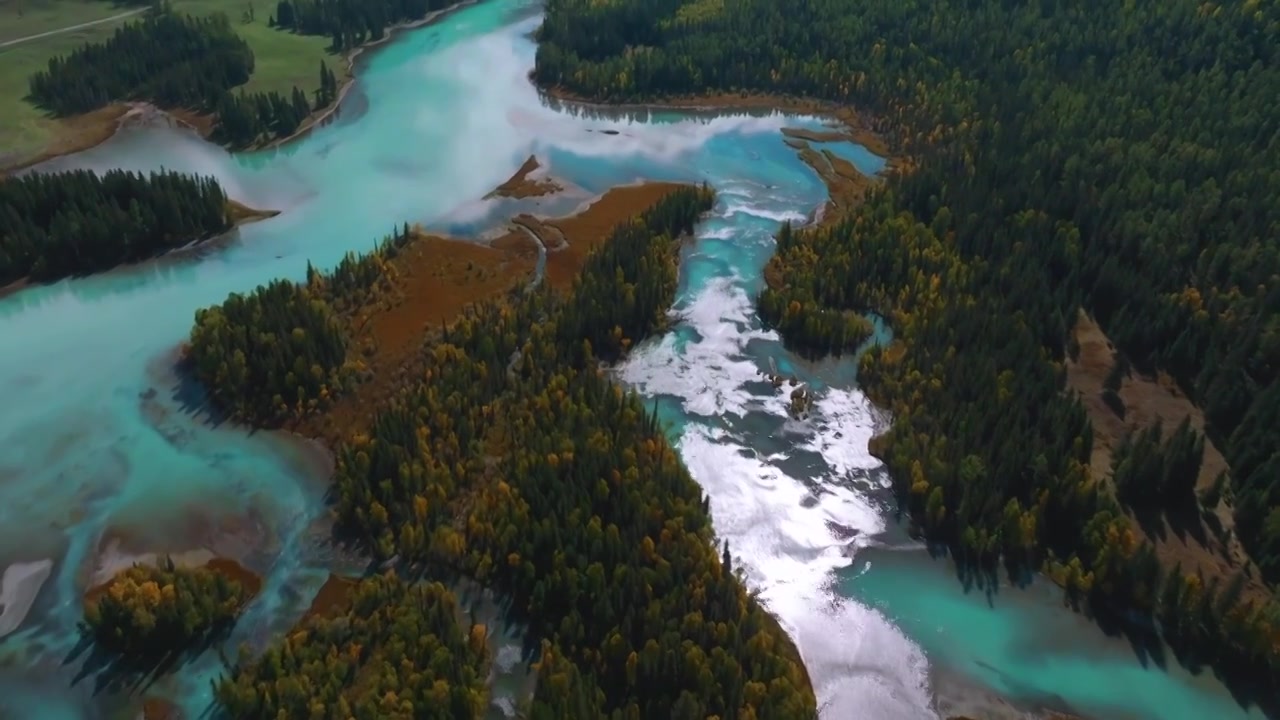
[0,559,54,639]
[0,198,279,302]
[0,1,478,175]
[0,105,132,177]
[203,0,481,154]
[531,182,689,291]
[0,102,219,177]
[534,84,903,232]
[536,83,894,159]
[258,0,481,152]
[787,138,880,224]
[294,181,689,445]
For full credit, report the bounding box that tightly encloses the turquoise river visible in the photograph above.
[0,1,1269,719]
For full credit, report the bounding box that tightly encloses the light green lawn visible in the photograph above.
[176,0,337,97]
[0,0,132,44]
[0,0,338,166]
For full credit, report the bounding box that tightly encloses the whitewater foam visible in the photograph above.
[802,387,891,481]
[619,211,935,718]
[675,420,933,720]
[722,202,810,224]
[619,277,777,418]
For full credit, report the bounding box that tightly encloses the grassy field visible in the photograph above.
[0,0,339,168]
[0,0,133,43]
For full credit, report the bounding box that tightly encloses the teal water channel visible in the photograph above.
[0,1,1268,718]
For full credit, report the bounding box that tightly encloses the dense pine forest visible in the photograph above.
[201,185,817,717]
[25,7,305,146]
[271,0,459,51]
[83,560,256,660]
[188,228,410,425]
[27,12,254,117]
[533,0,1280,694]
[23,0,471,148]
[0,169,230,285]
[217,576,490,718]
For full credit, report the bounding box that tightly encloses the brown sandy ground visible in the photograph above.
[296,228,538,444]
[294,181,691,444]
[787,138,878,224]
[225,198,280,225]
[1065,310,1270,606]
[538,182,688,291]
[82,528,265,720]
[485,154,564,199]
[302,573,359,622]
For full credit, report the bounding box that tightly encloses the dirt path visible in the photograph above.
[0,7,145,49]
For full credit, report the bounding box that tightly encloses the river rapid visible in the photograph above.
[0,1,1268,719]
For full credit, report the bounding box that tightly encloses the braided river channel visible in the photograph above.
[0,1,1269,718]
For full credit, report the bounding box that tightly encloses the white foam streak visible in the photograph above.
[723,202,810,223]
[676,424,933,720]
[619,219,935,718]
[803,387,890,480]
[619,278,773,418]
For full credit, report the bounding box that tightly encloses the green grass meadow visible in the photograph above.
[0,0,337,166]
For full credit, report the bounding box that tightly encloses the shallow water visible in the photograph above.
[0,1,1268,718]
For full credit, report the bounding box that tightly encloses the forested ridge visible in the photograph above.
[201,185,817,717]
[534,0,1280,694]
[0,168,230,285]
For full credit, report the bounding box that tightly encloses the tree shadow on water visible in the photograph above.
[62,621,236,701]
[167,359,238,432]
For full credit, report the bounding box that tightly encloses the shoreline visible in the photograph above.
[0,198,279,302]
[534,82,894,159]
[0,0,480,175]
[289,181,687,445]
[0,104,133,177]
[484,154,564,200]
[258,0,481,152]
[277,178,823,712]
[6,19,882,713]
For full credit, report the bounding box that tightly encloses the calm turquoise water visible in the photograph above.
[0,1,1268,718]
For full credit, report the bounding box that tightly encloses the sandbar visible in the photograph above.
[0,558,54,638]
[485,155,564,200]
